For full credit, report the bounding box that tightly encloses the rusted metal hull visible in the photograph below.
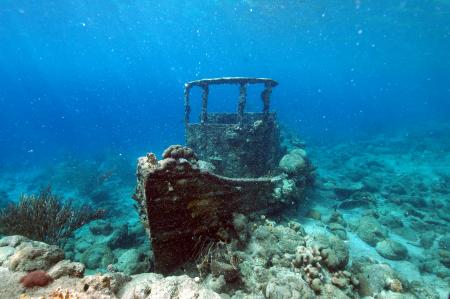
[133,146,298,274]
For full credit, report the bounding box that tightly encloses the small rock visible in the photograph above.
[210,261,239,283]
[311,278,322,292]
[419,232,436,249]
[334,182,364,199]
[314,234,349,271]
[48,260,85,279]
[106,224,140,250]
[379,214,404,229]
[376,239,408,260]
[392,226,418,242]
[279,153,306,174]
[89,220,113,236]
[356,216,387,246]
[439,249,450,268]
[290,148,307,158]
[115,248,150,275]
[80,272,131,295]
[0,246,15,265]
[287,221,306,235]
[438,233,450,250]
[306,209,322,221]
[385,278,403,292]
[331,276,347,289]
[8,241,64,272]
[338,199,371,209]
[80,244,115,270]
[328,223,347,240]
[132,274,220,299]
[357,263,399,297]
[0,235,28,247]
[266,272,315,298]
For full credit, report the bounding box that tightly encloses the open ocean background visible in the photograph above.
[1,3,450,297]
[0,0,449,169]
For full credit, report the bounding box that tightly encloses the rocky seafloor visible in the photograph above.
[0,123,449,298]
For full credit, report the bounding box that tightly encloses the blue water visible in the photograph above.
[1,0,449,168]
[1,3,450,295]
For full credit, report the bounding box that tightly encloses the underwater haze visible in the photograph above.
[1,0,449,166]
[0,1,450,298]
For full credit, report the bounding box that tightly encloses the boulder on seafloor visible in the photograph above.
[375,239,408,260]
[119,274,222,299]
[379,213,404,229]
[306,209,322,220]
[419,232,436,249]
[89,219,113,236]
[392,226,418,242]
[338,191,375,209]
[312,234,349,271]
[6,239,64,272]
[47,259,85,279]
[327,222,347,240]
[116,272,163,298]
[355,216,387,246]
[279,153,306,174]
[265,269,315,299]
[438,233,450,250]
[80,244,115,270]
[375,290,414,299]
[80,272,132,295]
[232,213,250,242]
[105,223,137,249]
[418,257,450,278]
[353,262,400,297]
[0,235,28,247]
[116,248,151,275]
[439,249,450,268]
[333,182,364,199]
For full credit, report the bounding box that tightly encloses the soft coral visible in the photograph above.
[20,270,53,288]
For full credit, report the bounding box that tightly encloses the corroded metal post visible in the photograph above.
[200,84,209,124]
[261,82,273,120]
[184,84,191,125]
[237,83,247,126]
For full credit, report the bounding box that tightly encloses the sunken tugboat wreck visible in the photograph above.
[133,77,314,274]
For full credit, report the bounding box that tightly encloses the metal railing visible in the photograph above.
[184,77,278,126]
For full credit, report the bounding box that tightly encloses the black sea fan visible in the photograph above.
[0,186,104,246]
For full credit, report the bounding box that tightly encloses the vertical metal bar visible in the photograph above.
[201,84,209,124]
[261,82,273,120]
[237,83,247,126]
[184,84,191,126]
